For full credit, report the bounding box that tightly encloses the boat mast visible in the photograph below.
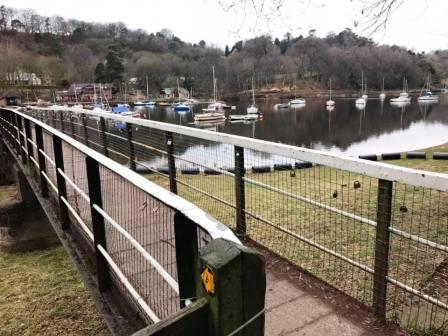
[329,79,332,100]
[361,71,364,96]
[177,77,180,103]
[146,75,149,99]
[251,73,255,106]
[212,65,216,103]
[124,81,127,105]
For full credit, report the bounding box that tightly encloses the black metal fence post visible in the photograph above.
[174,212,199,309]
[53,135,69,230]
[126,123,136,171]
[69,113,75,138]
[51,110,56,128]
[82,113,89,146]
[234,146,246,238]
[59,111,65,133]
[35,125,48,197]
[11,113,20,154]
[7,111,14,145]
[16,115,27,165]
[86,156,110,292]
[24,119,33,161]
[99,117,109,157]
[166,131,177,194]
[373,179,393,321]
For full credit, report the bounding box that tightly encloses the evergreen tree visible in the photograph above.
[94,62,105,83]
[225,45,230,56]
[104,45,124,84]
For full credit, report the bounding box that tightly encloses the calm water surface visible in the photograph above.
[134,94,448,158]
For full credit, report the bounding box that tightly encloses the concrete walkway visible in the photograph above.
[259,247,408,336]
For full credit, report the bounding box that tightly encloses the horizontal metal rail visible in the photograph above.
[28,139,37,148]
[244,207,448,311]
[39,148,56,167]
[173,154,235,177]
[93,204,180,294]
[243,175,376,226]
[57,168,90,203]
[243,207,375,274]
[244,175,448,254]
[30,156,40,169]
[97,244,160,323]
[41,171,58,195]
[6,109,239,244]
[30,106,448,192]
[60,196,94,241]
[19,107,448,254]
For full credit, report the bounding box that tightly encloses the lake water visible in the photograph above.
[134,94,448,157]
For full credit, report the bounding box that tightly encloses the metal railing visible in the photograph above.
[12,106,448,333]
[0,108,240,327]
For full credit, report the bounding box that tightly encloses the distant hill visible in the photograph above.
[0,5,447,98]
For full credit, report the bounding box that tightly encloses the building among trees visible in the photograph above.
[56,83,113,103]
[1,89,22,106]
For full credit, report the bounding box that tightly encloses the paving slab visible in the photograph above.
[257,245,409,336]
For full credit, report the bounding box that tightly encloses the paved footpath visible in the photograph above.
[259,247,408,336]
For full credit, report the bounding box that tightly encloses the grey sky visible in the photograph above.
[3,0,447,52]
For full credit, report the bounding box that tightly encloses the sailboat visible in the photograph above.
[202,66,229,112]
[289,80,306,106]
[196,66,227,122]
[134,76,156,107]
[418,74,439,102]
[247,74,259,114]
[390,77,411,103]
[362,75,368,100]
[379,78,386,100]
[355,72,367,105]
[173,78,191,112]
[92,84,110,112]
[442,84,448,94]
[326,79,335,106]
[355,72,366,106]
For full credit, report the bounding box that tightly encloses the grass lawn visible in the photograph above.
[146,143,448,331]
[0,185,109,336]
[0,245,109,336]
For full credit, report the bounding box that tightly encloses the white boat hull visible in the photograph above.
[326,100,335,106]
[289,99,306,105]
[355,98,366,105]
[247,105,259,114]
[194,113,226,122]
[417,96,439,102]
[274,103,289,110]
[390,97,411,103]
[229,114,258,121]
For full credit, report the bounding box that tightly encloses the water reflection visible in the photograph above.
[134,95,448,157]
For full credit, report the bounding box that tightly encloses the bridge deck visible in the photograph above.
[263,248,406,336]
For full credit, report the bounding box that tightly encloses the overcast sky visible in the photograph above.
[2,0,448,52]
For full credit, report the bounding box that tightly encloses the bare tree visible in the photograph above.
[216,0,408,35]
[355,0,407,34]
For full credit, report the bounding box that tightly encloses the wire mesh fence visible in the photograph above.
[0,108,242,328]
[11,106,448,333]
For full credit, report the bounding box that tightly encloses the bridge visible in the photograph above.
[1,106,448,335]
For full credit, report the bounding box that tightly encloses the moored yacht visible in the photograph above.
[418,75,439,102]
[390,77,411,103]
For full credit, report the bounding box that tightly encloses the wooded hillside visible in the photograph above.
[1,5,447,97]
